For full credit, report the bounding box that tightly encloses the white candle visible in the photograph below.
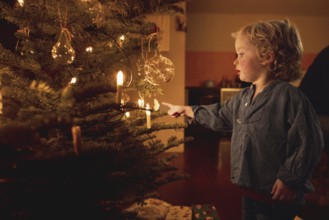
[116,71,123,103]
[145,103,151,129]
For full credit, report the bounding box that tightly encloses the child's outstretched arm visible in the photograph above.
[162,102,194,118]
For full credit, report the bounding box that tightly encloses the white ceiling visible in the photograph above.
[186,0,329,16]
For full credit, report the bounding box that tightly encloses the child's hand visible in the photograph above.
[271,179,297,202]
[162,102,185,118]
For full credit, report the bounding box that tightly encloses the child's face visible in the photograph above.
[234,34,267,84]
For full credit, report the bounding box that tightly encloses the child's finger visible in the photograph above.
[162,102,173,108]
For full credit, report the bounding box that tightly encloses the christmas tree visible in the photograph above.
[0,0,187,219]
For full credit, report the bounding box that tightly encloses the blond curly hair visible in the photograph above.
[233,19,303,82]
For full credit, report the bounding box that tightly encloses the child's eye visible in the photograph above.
[238,53,244,57]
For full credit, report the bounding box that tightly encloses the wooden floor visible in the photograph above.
[157,128,329,220]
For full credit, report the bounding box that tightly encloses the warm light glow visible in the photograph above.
[153,98,160,111]
[146,103,151,113]
[118,35,126,47]
[85,46,93,53]
[117,71,124,86]
[70,77,77,84]
[17,0,24,7]
[125,112,130,118]
[138,98,144,108]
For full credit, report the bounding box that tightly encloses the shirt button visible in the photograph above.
[236,119,241,124]
[245,102,248,107]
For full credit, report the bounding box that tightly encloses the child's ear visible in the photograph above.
[262,52,275,65]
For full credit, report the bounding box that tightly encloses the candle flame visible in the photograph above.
[138,98,144,108]
[117,71,124,86]
[18,0,24,7]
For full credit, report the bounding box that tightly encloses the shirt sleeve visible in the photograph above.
[191,99,234,132]
[277,98,324,192]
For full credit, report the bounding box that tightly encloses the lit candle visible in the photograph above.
[17,0,24,7]
[145,103,151,129]
[138,98,144,108]
[62,77,77,96]
[116,70,123,103]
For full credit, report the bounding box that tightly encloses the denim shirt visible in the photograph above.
[192,80,324,202]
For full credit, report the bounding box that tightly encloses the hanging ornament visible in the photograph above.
[80,0,105,26]
[136,37,146,77]
[144,33,175,85]
[51,4,75,65]
[136,54,145,77]
[51,28,75,65]
[16,39,35,56]
[117,34,128,48]
[113,59,133,88]
[120,92,130,106]
[15,27,35,56]
[144,48,174,85]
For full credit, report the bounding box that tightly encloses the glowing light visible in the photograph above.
[85,46,93,53]
[153,98,160,111]
[70,77,77,84]
[117,71,124,86]
[17,0,24,7]
[138,98,144,108]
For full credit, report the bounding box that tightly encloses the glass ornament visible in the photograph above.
[81,0,104,26]
[16,39,35,56]
[136,37,146,77]
[51,28,75,65]
[15,27,35,56]
[136,52,146,77]
[117,34,128,48]
[120,92,130,105]
[144,49,175,85]
[113,59,133,88]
